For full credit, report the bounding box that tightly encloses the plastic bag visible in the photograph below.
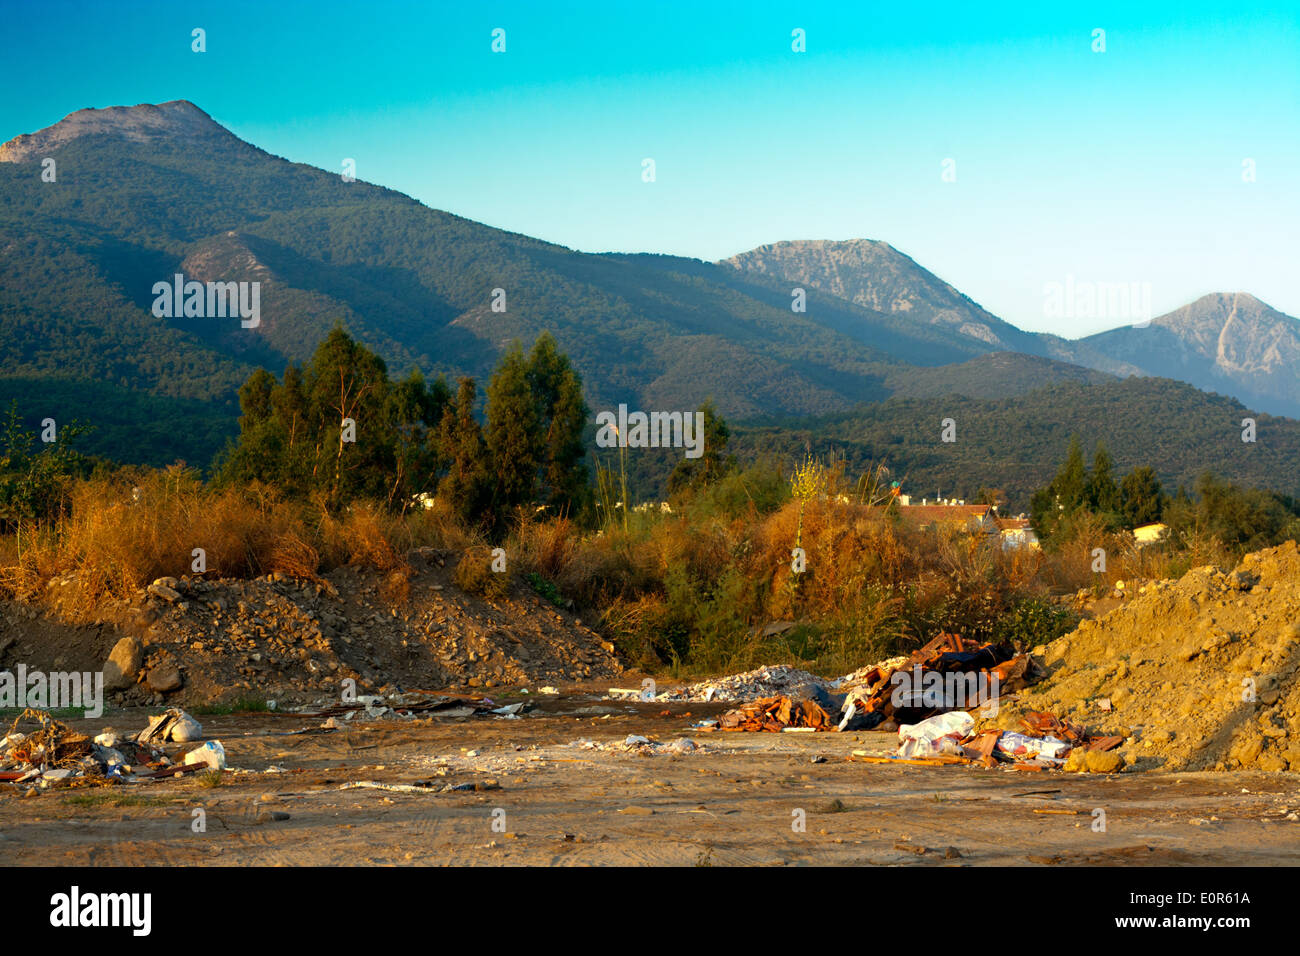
[897,710,975,757]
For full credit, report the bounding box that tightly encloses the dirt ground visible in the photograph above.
[3,694,1298,866]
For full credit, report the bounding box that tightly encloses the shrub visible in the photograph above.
[453,546,507,599]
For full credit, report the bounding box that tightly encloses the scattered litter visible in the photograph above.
[304,692,532,722]
[182,740,227,770]
[135,708,203,745]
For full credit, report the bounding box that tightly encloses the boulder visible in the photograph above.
[146,662,183,694]
[103,637,143,691]
[1084,750,1125,774]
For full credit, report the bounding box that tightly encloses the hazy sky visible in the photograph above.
[3,0,1297,336]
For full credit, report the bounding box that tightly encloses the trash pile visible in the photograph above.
[304,692,530,726]
[876,709,1125,771]
[610,664,829,703]
[713,695,836,732]
[693,633,1043,736]
[0,707,226,787]
[838,632,1042,731]
[1005,541,1300,772]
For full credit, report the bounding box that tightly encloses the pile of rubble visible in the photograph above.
[0,707,225,788]
[868,708,1124,771]
[8,548,622,709]
[715,695,836,732]
[694,633,1041,735]
[611,664,830,704]
[1003,541,1300,772]
[837,633,1042,731]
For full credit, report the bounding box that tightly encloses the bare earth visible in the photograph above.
[3,695,1298,866]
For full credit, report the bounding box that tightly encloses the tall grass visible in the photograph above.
[0,461,1246,673]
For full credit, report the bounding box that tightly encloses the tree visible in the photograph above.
[1087,442,1121,522]
[1120,466,1165,527]
[1029,436,1088,541]
[0,404,88,528]
[485,342,541,510]
[525,332,589,515]
[218,326,445,508]
[667,401,734,497]
[1055,436,1088,511]
[437,377,493,526]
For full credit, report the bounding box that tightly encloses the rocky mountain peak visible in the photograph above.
[0,100,227,163]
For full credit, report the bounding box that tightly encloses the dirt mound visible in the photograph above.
[2,548,621,708]
[998,541,1300,772]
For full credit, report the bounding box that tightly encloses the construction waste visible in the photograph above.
[0,707,225,788]
[695,633,1040,732]
[609,665,830,704]
[303,691,530,724]
[681,633,1126,772]
[1002,542,1300,772]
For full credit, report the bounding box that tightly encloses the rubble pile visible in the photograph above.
[1005,542,1300,772]
[715,695,836,732]
[6,547,621,708]
[0,707,223,787]
[838,633,1042,731]
[617,664,830,703]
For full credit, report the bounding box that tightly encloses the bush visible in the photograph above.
[992,596,1078,647]
[453,546,508,599]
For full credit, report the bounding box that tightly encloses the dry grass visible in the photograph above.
[0,465,1246,673]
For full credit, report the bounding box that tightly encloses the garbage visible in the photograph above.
[897,711,975,757]
[182,740,227,770]
[839,633,1042,731]
[135,708,203,745]
[888,710,1124,770]
[0,707,231,789]
[304,691,532,722]
[715,695,836,732]
[613,665,832,704]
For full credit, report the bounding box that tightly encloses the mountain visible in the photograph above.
[722,239,1300,420]
[881,351,1113,401]
[3,101,1022,465]
[1044,293,1300,418]
[1,100,1296,501]
[720,238,1049,357]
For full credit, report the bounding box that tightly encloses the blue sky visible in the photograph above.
[3,0,1298,336]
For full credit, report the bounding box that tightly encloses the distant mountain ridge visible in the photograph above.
[0,100,1296,493]
[722,239,1300,418]
[721,238,1047,356]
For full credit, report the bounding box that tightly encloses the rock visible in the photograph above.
[103,637,143,691]
[1257,753,1288,772]
[146,663,183,693]
[1084,750,1124,774]
[147,579,182,602]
